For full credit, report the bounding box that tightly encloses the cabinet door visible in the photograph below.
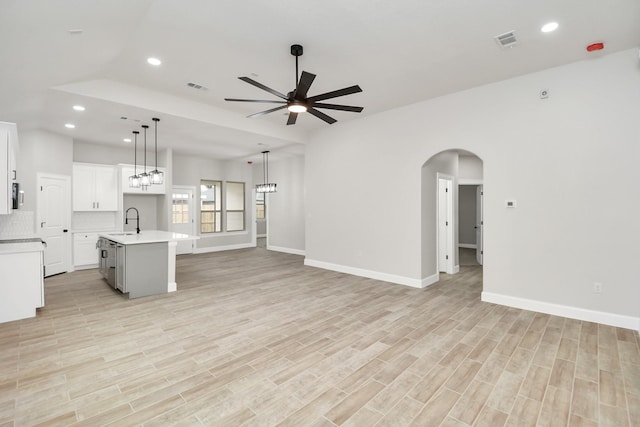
[93,166,118,211]
[73,233,99,266]
[72,165,96,211]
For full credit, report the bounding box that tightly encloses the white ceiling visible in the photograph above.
[1,0,638,162]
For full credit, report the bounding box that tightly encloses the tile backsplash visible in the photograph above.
[72,211,119,231]
[0,210,36,239]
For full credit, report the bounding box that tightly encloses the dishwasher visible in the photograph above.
[97,238,117,289]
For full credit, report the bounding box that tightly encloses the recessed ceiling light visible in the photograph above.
[123,138,132,143]
[72,105,85,111]
[541,22,559,33]
[65,123,75,129]
[147,57,162,66]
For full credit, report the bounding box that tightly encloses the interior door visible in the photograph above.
[171,186,195,255]
[438,177,453,273]
[37,174,71,276]
[476,185,483,265]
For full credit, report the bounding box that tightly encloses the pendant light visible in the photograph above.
[128,131,141,188]
[139,125,150,190]
[149,117,164,185]
[256,150,277,193]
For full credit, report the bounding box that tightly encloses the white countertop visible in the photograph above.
[99,230,199,245]
[0,241,45,254]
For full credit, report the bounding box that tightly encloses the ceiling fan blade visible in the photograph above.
[238,77,288,100]
[294,71,316,100]
[311,102,363,113]
[247,105,287,118]
[286,112,298,125]
[307,85,362,103]
[308,107,337,124]
[225,98,286,104]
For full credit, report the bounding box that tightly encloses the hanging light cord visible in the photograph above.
[142,125,148,173]
[133,131,138,175]
[153,118,159,169]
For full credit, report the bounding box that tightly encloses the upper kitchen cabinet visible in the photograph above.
[0,122,18,215]
[72,163,118,211]
[120,165,166,194]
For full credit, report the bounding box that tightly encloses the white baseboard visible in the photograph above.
[482,291,640,332]
[422,273,439,288]
[267,245,306,256]
[459,243,477,249]
[304,258,431,288]
[73,264,98,271]
[193,243,255,254]
[454,265,460,274]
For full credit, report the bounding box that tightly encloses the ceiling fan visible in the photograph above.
[225,44,363,125]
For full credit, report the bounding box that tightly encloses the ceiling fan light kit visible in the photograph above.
[225,44,363,125]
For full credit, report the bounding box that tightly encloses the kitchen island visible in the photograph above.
[98,230,198,298]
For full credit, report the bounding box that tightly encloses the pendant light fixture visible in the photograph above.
[256,150,277,193]
[128,130,141,188]
[149,117,164,185]
[139,125,150,190]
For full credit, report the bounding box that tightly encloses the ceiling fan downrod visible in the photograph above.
[291,44,303,92]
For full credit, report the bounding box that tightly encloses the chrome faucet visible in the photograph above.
[125,207,140,234]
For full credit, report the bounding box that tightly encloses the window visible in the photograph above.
[226,181,245,231]
[172,193,190,224]
[200,180,221,233]
[256,192,265,220]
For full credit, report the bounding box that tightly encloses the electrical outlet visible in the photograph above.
[593,282,602,294]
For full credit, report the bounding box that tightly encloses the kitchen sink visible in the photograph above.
[108,232,136,236]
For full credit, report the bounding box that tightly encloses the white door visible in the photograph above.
[171,186,196,255]
[37,174,71,277]
[476,185,483,265]
[437,176,454,274]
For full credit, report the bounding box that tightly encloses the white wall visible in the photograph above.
[18,130,73,212]
[306,48,640,329]
[267,154,305,255]
[459,156,483,181]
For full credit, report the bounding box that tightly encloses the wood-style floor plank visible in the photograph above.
[0,247,638,426]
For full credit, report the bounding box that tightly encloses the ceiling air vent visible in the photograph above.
[187,82,208,91]
[495,31,517,48]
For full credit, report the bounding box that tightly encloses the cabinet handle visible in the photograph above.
[12,170,16,180]
[97,202,99,209]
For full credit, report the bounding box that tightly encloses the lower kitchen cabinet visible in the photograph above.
[0,249,44,323]
[73,233,100,268]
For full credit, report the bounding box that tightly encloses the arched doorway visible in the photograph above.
[421,149,484,285]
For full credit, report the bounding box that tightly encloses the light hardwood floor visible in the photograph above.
[1,247,639,426]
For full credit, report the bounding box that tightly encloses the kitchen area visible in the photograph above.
[0,121,203,324]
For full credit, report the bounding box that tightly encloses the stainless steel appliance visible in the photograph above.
[97,237,117,288]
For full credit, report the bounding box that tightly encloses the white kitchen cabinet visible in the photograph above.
[73,163,118,211]
[0,122,18,215]
[73,232,100,267]
[120,164,166,194]
[0,247,44,323]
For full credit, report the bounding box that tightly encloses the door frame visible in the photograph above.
[37,172,71,276]
[171,185,196,254]
[437,173,455,275]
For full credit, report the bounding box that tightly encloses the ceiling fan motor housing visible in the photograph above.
[290,44,303,56]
